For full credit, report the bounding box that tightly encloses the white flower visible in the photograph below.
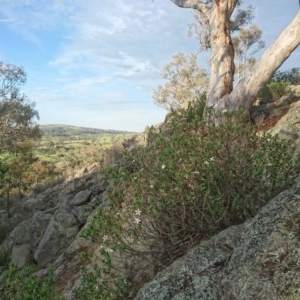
[161,164,166,169]
[135,209,142,216]
[134,217,141,224]
[209,157,215,161]
[204,161,209,165]
[102,235,109,242]
[100,245,113,253]
[150,184,154,189]
[193,171,200,175]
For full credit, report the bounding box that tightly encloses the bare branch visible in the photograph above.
[231,10,300,110]
[170,0,212,11]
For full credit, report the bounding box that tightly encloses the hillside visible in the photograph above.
[1,89,300,299]
[40,124,136,138]
[34,124,136,180]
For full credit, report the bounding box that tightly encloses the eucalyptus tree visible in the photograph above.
[0,61,41,216]
[153,52,208,110]
[170,0,300,115]
[154,2,263,111]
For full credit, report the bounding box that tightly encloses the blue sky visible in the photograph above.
[0,0,299,132]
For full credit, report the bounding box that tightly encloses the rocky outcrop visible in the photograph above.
[8,171,108,269]
[10,211,52,268]
[268,100,300,154]
[135,176,300,300]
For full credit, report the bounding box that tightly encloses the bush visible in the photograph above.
[273,67,300,85]
[0,265,63,300]
[81,101,300,297]
[259,80,290,102]
[0,224,9,244]
[0,245,11,270]
[258,67,300,103]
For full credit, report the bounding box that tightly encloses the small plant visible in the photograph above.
[74,247,131,300]
[0,265,63,300]
[0,245,11,270]
[0,224,9,244]
[259,80,290,102]
[258,67,300,103]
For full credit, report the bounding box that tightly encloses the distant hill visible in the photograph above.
[40,124,135,138]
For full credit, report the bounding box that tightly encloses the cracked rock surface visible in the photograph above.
[9,171,108,268]
[135,177,300,300]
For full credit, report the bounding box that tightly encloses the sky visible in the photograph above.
[0,0,299,132]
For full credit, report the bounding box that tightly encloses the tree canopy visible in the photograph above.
[0,62,40,154]
[0,61,41,216]
[153,53,208,110]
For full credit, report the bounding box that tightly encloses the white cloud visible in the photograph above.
[0,0,197,130]
[0,0,78,47]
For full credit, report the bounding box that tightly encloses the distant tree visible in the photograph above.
[272,67,300,85]
[0,61,41,216]
[232,24,265,79]
[153,53,208,110]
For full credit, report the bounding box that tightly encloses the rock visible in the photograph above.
[34,210,79,267]
[250,85,300,132]
[10,211,52,268]
[268,100,300,153]
[71,192,109,226]
[135,176,300,300]
[7,171,109,269]
[11,243,32,269]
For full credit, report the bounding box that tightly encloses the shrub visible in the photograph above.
[0,224,9,244]
[0,265,63,300]
[273,67,300,85]
[81,101,300,297]
[259,80,290,102]
[258,67,300,103]
[0,245,11,270]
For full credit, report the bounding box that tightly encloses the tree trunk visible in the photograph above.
[206,1,236,108]
[170,1,300,118]
[227,10,300,111]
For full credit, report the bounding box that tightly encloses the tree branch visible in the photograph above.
[230,10,300,110]
[170,0,212,11]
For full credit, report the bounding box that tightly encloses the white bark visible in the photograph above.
[228,10,300,111]
[206,1,236,107]
[170,1,300,116]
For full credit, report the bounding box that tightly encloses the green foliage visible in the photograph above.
[0,265,63,300]
[0,61,42,216]
[81,101,300,298]
[259,80,290,102]
[35,132,134,180]
[40,124,132,138]
[258,67,300,103]
[0,224,9,244]
[75,259,131,300]
[273,67,300,85]
[78,211,132,299]
[0,245,11,269]
[153,52,208,110]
